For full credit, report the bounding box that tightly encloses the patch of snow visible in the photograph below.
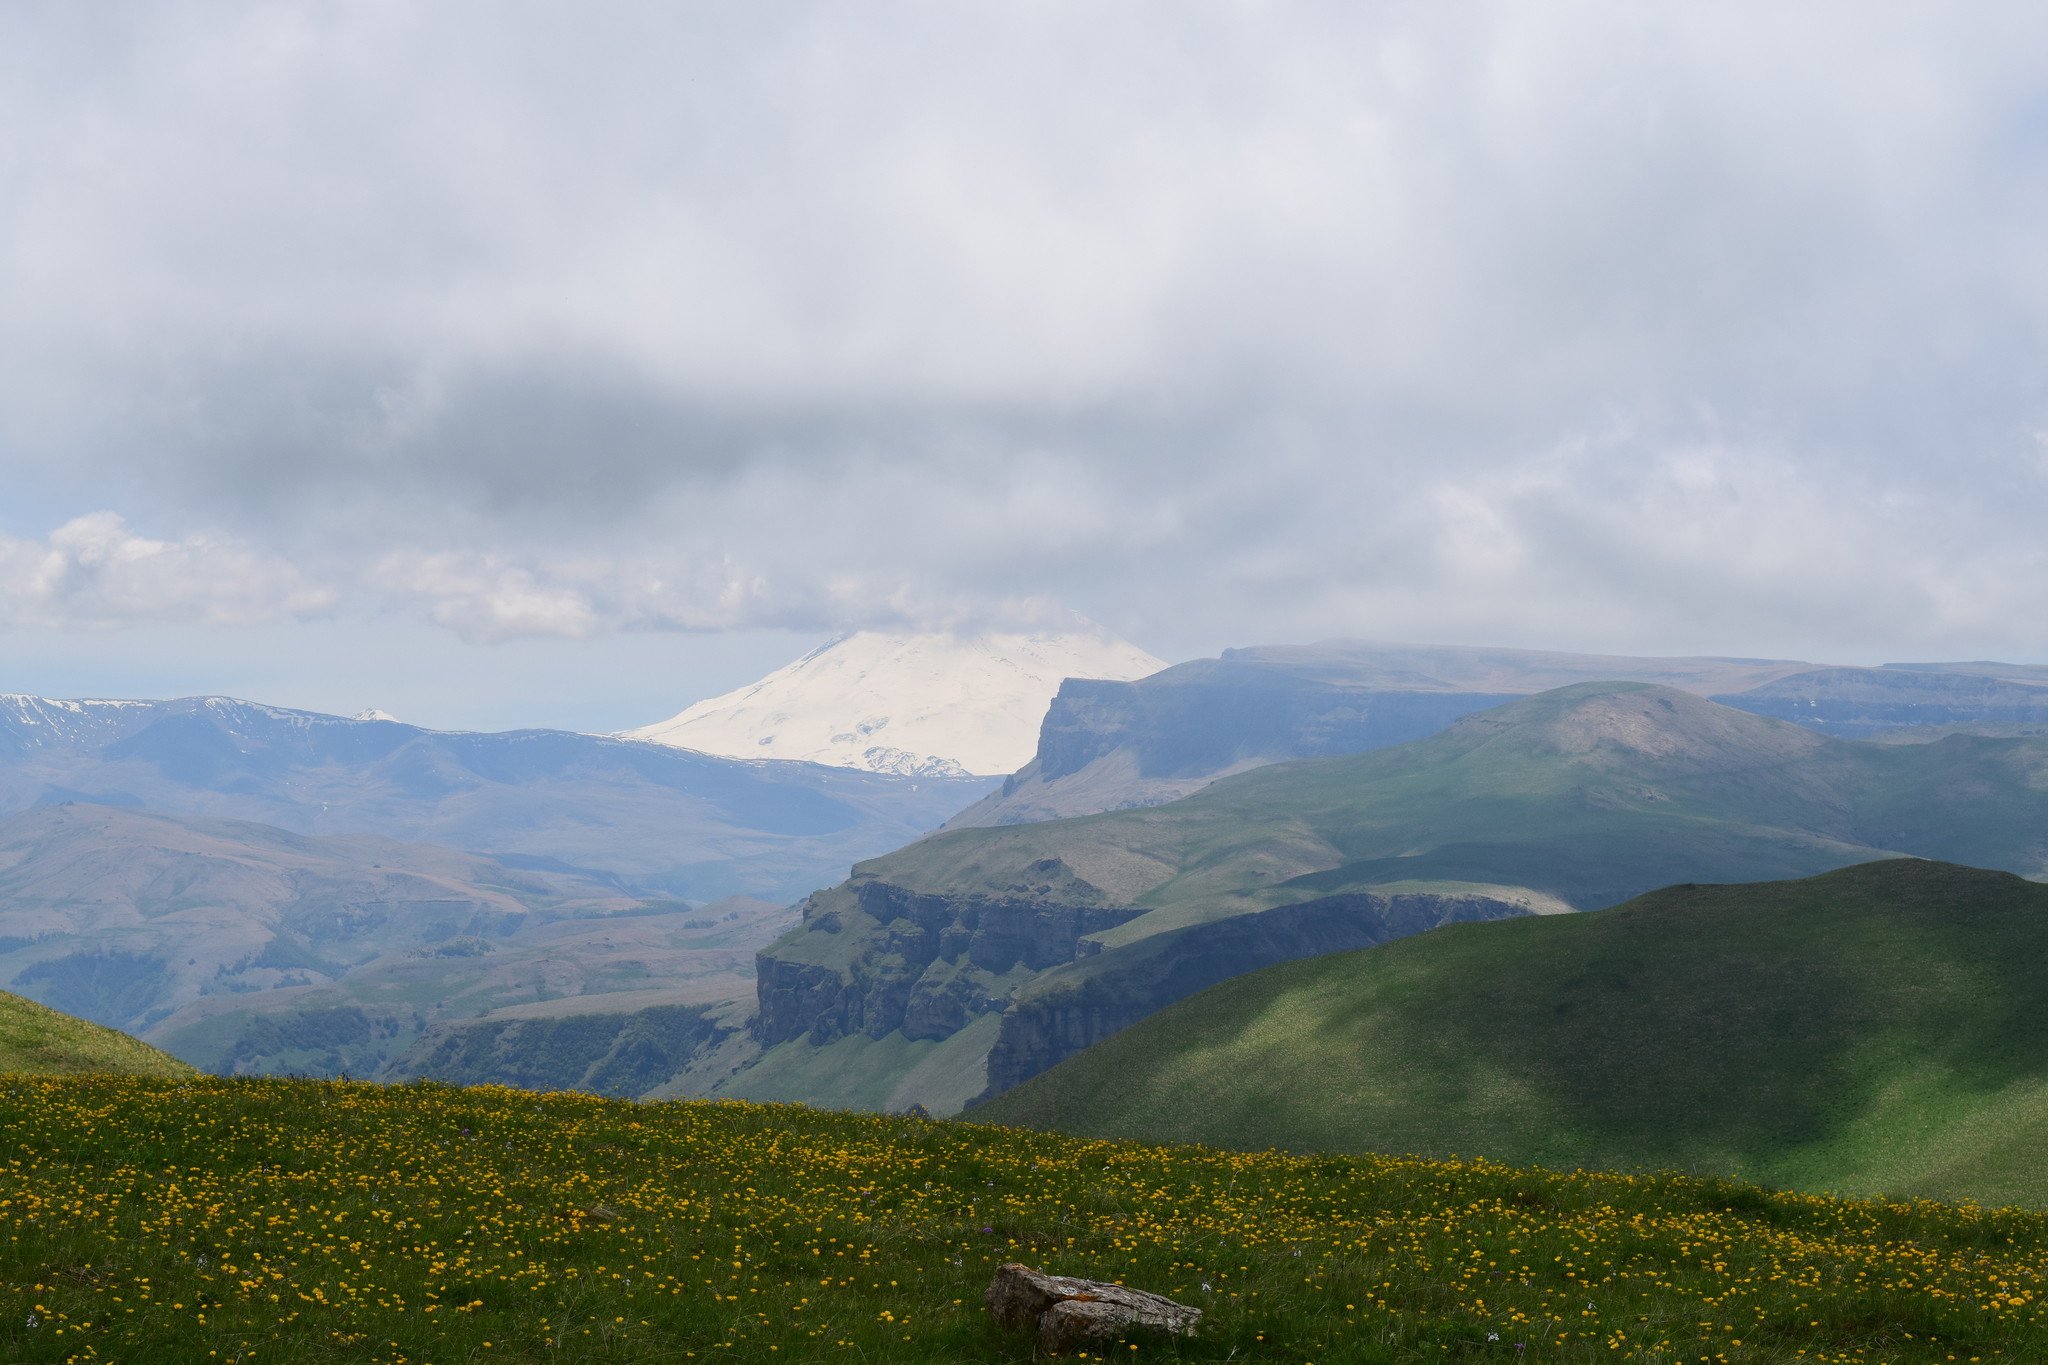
[620,629,1169,776]
[353,708,401,723]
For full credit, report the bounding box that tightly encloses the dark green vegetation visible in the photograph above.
[976,859,2048,1208]
[753,683,2048,1114]
[0,987,195,1078]
[4,1076,2046,1363]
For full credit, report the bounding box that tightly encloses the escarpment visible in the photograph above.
[753,859,1147,1048]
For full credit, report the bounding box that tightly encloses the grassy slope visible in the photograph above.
[974,858,2048,1208]
[0,988,196,1079]
[3,1075,2045,1364]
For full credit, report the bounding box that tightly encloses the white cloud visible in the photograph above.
[0,513,336,629]
[2,2,2048,664]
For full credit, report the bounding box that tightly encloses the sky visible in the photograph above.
[6,1,2048,732]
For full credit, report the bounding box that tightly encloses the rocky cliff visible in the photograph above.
[754,860,1147,1047]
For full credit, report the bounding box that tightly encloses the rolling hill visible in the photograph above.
[742,682,2048,1116]
[0,987,196,1078]
[972,858,2048,1207]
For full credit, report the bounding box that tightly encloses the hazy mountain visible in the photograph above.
[738,682,2048,1115]
[1707,665,2048,737]
[0,801,794,1079]
[973,859,2048,1208]
[0,693,995,903]
[620,630,1167,777]
[945,641,2048,830]
[0,802,633,1029]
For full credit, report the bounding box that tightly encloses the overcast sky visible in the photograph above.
[6,1,2048,731]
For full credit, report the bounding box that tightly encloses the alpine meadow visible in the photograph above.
[2,1075,2046,1365]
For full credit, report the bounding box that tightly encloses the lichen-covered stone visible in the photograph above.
[984,1262,1200,1353]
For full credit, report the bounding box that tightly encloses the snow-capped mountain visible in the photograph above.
[621,630,1170,777]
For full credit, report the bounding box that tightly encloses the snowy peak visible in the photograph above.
[621,630,1169,776]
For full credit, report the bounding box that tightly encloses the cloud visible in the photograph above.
[3,2,2048,659]
[0,514,336,629]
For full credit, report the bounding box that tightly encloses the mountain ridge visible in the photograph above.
[944,643,2048,831]
[0,692,994,902]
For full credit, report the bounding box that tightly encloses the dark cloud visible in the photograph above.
[3,1,2048,665]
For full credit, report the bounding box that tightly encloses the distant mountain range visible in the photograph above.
[973,858,2048,1208]
[739,681,2048,1116]
[622,630,1166,777]
[0,693,996,903]
[14,637,2048,1109]
[945,642,2048,829]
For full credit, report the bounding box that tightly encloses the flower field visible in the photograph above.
[0,1076,2042,1364]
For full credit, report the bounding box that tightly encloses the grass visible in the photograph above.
[972,860,2048,1208]
[1,1075,2045,1363]
[0,989,195,1080]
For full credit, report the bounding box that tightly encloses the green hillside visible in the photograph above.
[750,682,2048,1114]
[0,988,196,1079]
[973,858,2048,1208]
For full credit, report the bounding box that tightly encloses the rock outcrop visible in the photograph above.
[985,1262,1200,1353]
[753,866,1146,1046]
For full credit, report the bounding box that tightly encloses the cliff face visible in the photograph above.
[940,660,1522,831]
[754,863,1146,1048]
[973,890,1536,1100]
